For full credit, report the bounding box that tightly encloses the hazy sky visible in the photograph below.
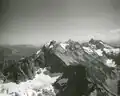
[0,0,120,45]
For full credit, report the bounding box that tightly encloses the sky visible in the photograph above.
[0,0,120,45]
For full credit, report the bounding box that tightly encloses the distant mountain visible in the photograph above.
[0,45,40,61]
[0,39,120,96]
[110,40,120,47]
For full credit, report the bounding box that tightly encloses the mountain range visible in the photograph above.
[0,45,40,61]
[0,39,120,96]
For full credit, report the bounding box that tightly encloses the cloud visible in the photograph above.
[110,29,120,33]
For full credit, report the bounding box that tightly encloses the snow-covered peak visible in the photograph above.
[44,40,56,49]
[45,41,51,47]
[88,38,120,56]
[89,39,113,49]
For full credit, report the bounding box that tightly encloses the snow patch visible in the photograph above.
[0,93,10,96]
[103,48,120,55]
[100,42,113,48]
[103,48,111,53]
[49,45,54,48]
[83,47,93,54]
[26,89,37,96]
[45,42,51,47]
[95,49,103,56]
[111,48,120,54]
[60,43,69,50]
[105,59,116,67]
[36,49,41,55]
[45,40,55,49]
[89,44,96,49]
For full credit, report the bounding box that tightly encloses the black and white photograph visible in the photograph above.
[0,0,120,96]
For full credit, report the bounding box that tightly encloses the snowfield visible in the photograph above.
[0,68,60,96]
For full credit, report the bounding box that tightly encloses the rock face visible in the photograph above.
[0,39,120,96]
